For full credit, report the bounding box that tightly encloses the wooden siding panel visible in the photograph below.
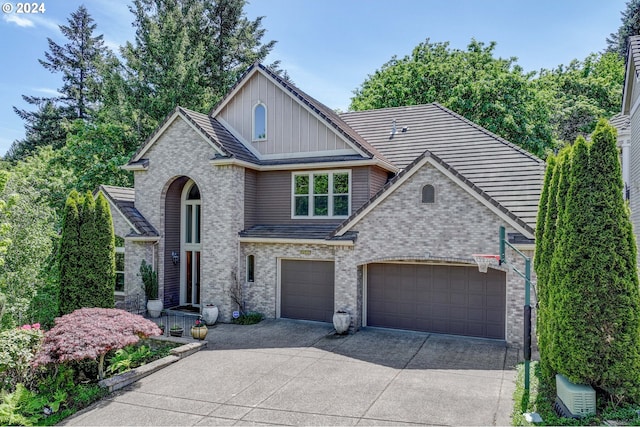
[251,168,369,225]
[369,166,389,197]
[217,72,355,157]
[629,108,640,269]
[244,169,258,228]
[351,167,370,211]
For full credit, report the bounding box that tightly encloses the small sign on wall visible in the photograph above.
[299,250,311,255]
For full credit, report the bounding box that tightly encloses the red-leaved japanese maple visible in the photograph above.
[33,308,162,379]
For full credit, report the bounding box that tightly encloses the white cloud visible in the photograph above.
[2,13,59,32]
[32,87,63,97]
[3,14,34,27]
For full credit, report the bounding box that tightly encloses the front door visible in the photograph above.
[182,181,201,306]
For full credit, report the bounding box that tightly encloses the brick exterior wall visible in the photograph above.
[119,115,531,348]
[130,117,245,321]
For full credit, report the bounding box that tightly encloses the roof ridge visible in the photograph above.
[340,103,436,116]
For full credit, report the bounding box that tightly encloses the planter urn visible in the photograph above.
[147,299,163,318]
[202,305,219,325]
[191,325,208,340]
[169,328,183,337]
[333,311,350,334]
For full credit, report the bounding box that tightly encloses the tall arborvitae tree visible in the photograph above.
[91,193,115,308]
[59,191,115,314]
[59,190,82,315]
[607,0,640,60]
[534,153,556,378]
[544,145,572,379]
[547,121,640,402]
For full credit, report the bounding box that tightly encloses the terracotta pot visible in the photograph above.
[191,325,208,340]
[333,311,350,334]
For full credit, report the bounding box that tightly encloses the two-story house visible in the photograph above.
[99,63,544,346]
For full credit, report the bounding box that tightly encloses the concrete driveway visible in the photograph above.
[63,319,518,426]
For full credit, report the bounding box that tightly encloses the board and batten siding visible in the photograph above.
[218,72,356,157]
[244,166,379,225]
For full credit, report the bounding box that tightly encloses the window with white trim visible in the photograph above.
[246,254,255,283]
[292,171,350,218]
[253,103,267,140]
[115,235,125,294]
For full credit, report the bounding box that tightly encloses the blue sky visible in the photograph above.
[0,0,628,156]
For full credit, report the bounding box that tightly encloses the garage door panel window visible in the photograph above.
[292,171,350,218]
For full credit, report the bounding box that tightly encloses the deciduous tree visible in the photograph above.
[33,308,161,380]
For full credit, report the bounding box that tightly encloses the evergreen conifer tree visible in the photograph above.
[93,193,115,308]
[59,190,82,315]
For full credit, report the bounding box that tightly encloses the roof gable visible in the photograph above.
[340,103,544,228]
[96,185,158,240]
[210,64,394,168]
[332,150,535,239]
[128,107,229,165]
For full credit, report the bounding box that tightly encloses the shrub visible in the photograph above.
[0,324,43,391]
[58,191,115,315]
[232,312,264,325]
[33,308,161,380]
[543,120,640,403]
[139,260,158,300]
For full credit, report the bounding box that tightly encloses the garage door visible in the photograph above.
[281,260,334,323]
[367,263,505,339]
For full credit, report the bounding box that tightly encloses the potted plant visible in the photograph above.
[140,260,162,318]
[333,310,350,334]
[169,324,183,337]
[157,323,165,335]
[191,316,208,340]
[201,303,219,325]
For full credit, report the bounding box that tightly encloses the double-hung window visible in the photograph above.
[292,170,350,218]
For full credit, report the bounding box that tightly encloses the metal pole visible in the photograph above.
[499,226,506,265]
[524,258,531,392]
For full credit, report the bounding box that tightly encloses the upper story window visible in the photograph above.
[422,184,435,203]
[292,170,350,218]
[253,103,267,140]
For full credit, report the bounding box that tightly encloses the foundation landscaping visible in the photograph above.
[0,307,205,426]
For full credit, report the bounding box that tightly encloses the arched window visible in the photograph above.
[253,103,267,140]
[422,184,435,204]
[246,254,255,283]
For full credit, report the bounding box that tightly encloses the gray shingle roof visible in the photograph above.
[99,185,158,238]
[609,113,630,133]
[629,35,640,78]
[178,107,259,163]
[340,103,545,229]
[239,224,357,241]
